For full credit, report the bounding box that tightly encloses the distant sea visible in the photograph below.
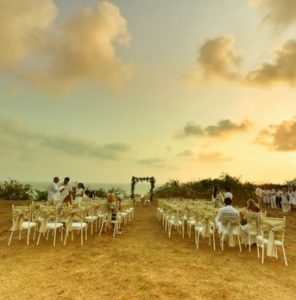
[22,182,156,196]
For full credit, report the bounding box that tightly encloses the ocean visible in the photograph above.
[23,181,155,197]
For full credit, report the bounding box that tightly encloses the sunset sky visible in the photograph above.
[1,0,296,184]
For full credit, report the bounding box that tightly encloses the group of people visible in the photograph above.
[47,176,87,204]
[255,187,296,212]
[212,186,233,207]
[215,197,261,233]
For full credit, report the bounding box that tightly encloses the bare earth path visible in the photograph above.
[0,200,296,299]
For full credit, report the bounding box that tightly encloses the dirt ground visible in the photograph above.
[0,200,295,300]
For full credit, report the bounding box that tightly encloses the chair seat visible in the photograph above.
[71,222,87,229]
[47,222,64,229]
[22,221,37,229]
[85,216,98,221]
[222,228,240,235]
[195,226,213,234]
[256,235,268,244]
[274,240,283,246]
[188,220,196,226]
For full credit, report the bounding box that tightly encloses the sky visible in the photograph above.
[1,0,296,184]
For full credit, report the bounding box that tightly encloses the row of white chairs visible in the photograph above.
[8,200,134,246]
[157,200,288,266]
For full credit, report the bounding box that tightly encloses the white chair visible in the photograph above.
[219,212,242,252]
[187,215,197,239]
[84,205,99,235]
[36,206,64,246]
[241,211,266,252]
[8,205,37,246]
[195,215,216,251]
[256,217,288,267]
[167,213,185,238]
[64,208,88,246]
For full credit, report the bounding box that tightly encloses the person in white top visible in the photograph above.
[60,177,72,204]
[289,188,296,212]
[47,177,60,202]
[270,188,277,209]
[215,197,239,233]
[281,187,290,213]
[74,182,85,205]
[223,186,233,204]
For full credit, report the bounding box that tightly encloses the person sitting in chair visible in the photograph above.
[240,199,261,225]
[215,197,239,233]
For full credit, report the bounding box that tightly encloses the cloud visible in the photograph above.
[197,152,232,163]
[0,117,131,160]
[255,117,296,151]
[249,0,296,29]
[0,0,57,69]
[137,158,166,168]
[0,1,133,93]
[177,150,193,157]
[176,119,251,138]
[185,36,242,85]
[246,40,296,86]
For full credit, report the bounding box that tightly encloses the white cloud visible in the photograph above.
[185,36,242,85]
[0,0,57,69]
[0,1,133,93]
[249,0,296,29]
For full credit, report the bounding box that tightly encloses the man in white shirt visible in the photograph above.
[47,177,60,202]
[215,197,239,233]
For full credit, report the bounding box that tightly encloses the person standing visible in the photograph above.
[60,177,72,204]
[47,177,61,203]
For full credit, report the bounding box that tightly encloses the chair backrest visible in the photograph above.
[11,205,32,231]
[247,211,266,233]
[261,216,286,240]
[220,212,240,226]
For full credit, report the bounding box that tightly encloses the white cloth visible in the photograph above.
[215,205,239,233]
[47,182,60,201]
[75,188,84,198]
[60,183,71,200]
[289,191,296,205]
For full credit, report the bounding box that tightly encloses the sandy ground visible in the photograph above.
[0,200,295,300]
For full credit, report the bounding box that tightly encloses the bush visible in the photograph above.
[0,179,33,200]
[154,173,257,206]
[34,190,48,201]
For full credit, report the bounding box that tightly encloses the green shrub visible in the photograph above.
[34,190,48,201]
[154,173,257,206]
[0,179,33,200]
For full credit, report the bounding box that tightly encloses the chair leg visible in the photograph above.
[257,244,260,258]
[53,228,57,246]
[261,245,265,264]
[248,235,251,252]
[81,228,83,246]
[37,232,42,246]
[213,232,216,251]
[196,232,200,250]
[282,245,288,267]
[33,226,37,241]
[64,230,68,246]
[99,221,105,236]
[27,228,31,245]
[8,231,14,246]
[238,235,242,252]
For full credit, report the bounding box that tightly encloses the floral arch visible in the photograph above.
[130,176,156,201]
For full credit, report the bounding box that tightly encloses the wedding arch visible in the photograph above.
[130,176,156,201]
